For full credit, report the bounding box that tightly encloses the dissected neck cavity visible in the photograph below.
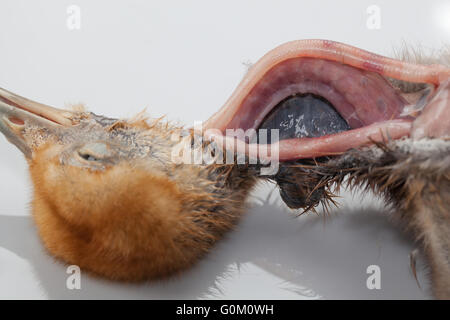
[227,57,408,132]
[205,39,450,132]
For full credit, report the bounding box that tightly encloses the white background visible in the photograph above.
[0,0,449,299]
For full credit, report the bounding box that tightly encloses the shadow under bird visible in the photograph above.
[0,39,450,298]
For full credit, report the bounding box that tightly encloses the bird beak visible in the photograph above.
[0,87,75,158]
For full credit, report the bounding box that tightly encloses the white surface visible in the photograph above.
[0,0,446,299]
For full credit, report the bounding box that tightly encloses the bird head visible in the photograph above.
[0,87,252,280]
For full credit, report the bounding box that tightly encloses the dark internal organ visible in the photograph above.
[258,94,350,143]
[260,94,351,209]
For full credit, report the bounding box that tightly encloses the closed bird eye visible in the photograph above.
[78,151,100,162]
[76,141,113,162]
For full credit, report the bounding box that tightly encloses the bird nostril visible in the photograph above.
[8,117,25,126]
[3,115,25,129]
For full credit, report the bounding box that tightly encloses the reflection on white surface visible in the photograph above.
[0,184,431,299]
[200,262,320,300]
[0,248,47,299]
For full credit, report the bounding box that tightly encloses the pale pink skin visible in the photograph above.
[412,79,450,139]
[203,39,450,161]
